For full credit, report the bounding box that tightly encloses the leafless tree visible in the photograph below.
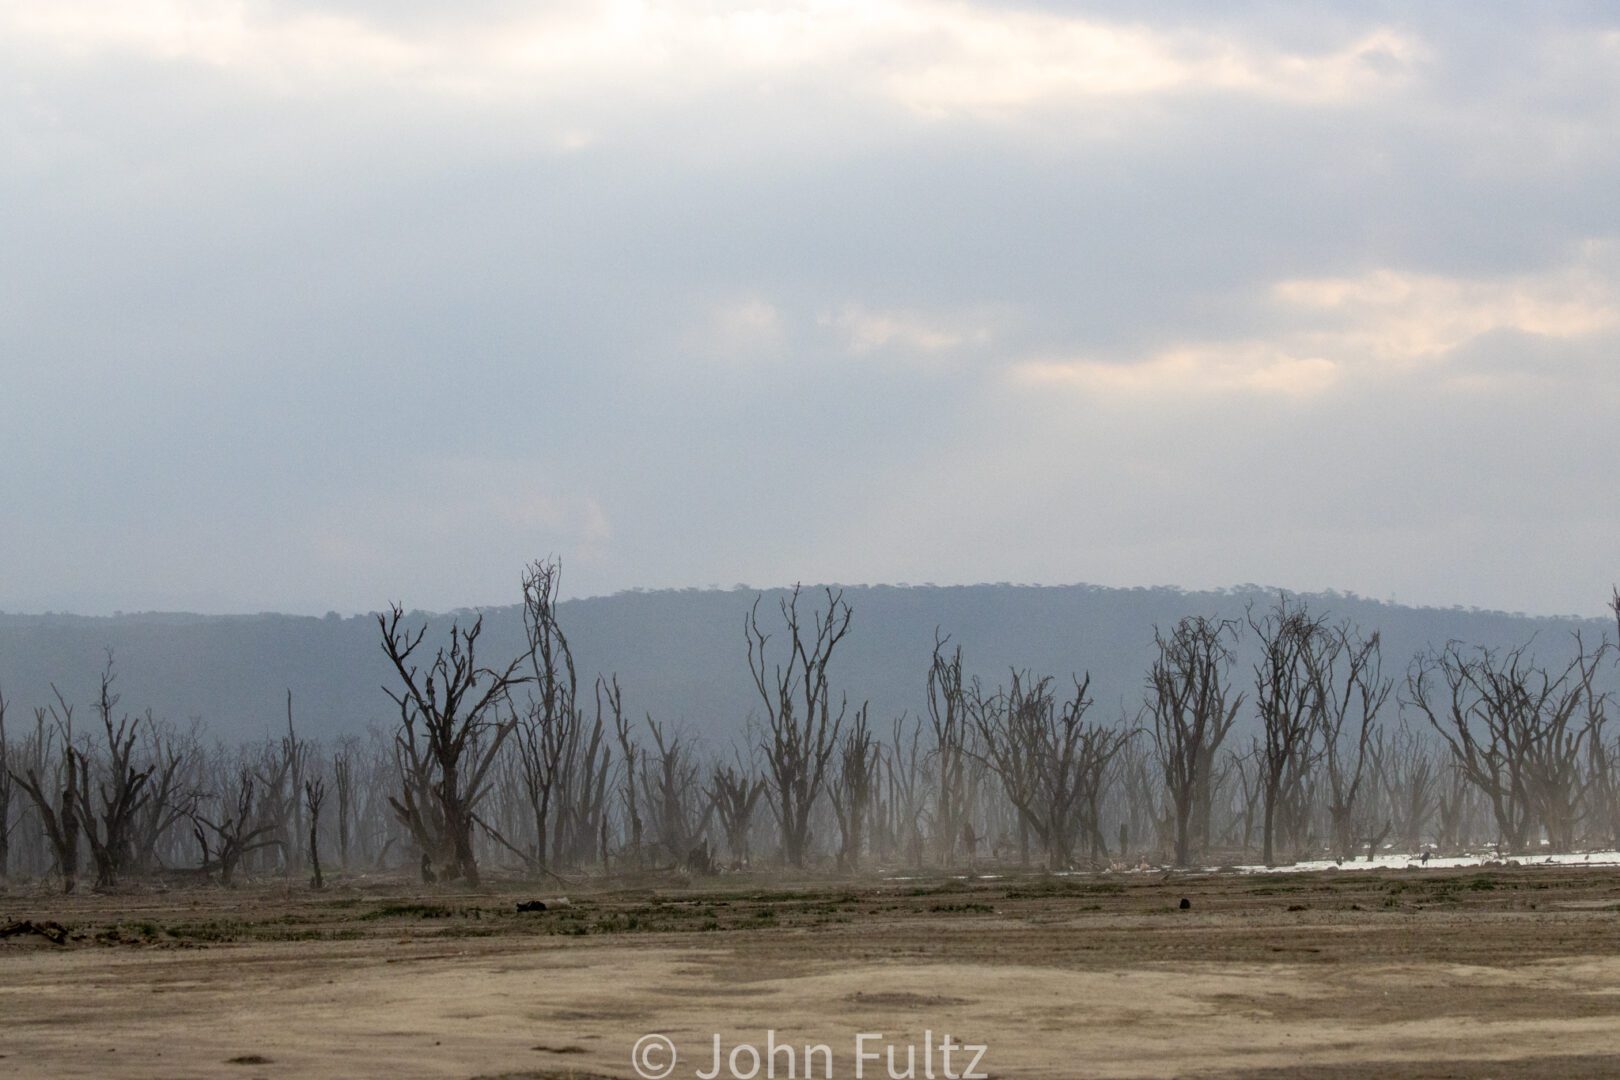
[60,659,159,889]
[1378,721,1439,854]
[970,671,1130,869]
[1227,743,1263,855]
[192,767,278,886]
[333,741,355,871]
[10,697,79,892]
[305,776,327,889]
[926,635,971,866]
[1116,734,1168,863]
[1408,638,1604,853]
[746,586,854,868]
[606,676,644,868]
[512,557,599,871]
[380,606,526,885]
[1147,615,1244,867]
[639,716,714,866]
[831,705,878,870]
[707,753,767,867]
[884,714,928,867]
[1319,625,1392,861]
[1248,597,1334,865]
[130,720,199,874]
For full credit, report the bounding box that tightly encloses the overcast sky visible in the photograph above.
[2,1,1617,617]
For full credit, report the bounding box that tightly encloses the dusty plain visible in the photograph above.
[5,864,1620,1079]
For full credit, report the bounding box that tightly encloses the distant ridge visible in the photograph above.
[0,583,1610,744]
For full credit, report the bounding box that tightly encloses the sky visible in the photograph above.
[2,1,1617,618]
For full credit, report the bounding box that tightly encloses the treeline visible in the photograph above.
[2,561,1617,892]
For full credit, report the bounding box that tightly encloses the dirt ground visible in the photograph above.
[6,864,1620,1079]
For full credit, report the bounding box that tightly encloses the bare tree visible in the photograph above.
[605,676,644,869]
[71,659,159,889]
[830,705,878,870]
[971,671,1130,869]
[305,776,327,889]
[10,699,79,892]
[1147,615,1244,867]
[333,742,355,872]
[707,753,767,867]
[1318,625,1392,861]
[130,720,199,875]
[1378,721,1439,854]
[746,586,854,868]
[380,606,526,886]
[926,635,971,866]
[1408,639,1604,853]
[639,716,714,866]
[884,714,928,867]
[513,558,582,871]
[192,767,278,886]
[1249,597,1332,865]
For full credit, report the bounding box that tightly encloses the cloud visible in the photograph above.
[1,0,1424,121]
[697,298,788,363]
[1010,244,1620,402]
[1016,346,1338,399]
[3,2,1619,618]
[818,302,1002,365]
[1273,255,1619,361]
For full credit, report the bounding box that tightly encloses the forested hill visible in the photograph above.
[0,585,1610,746]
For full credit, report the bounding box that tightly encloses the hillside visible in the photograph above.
[0,584,1610,745]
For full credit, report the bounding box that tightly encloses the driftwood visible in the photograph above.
[0,919,70,945]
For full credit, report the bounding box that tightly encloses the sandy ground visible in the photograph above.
[6,864,1620,1079]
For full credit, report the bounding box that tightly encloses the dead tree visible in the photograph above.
[514,558,581,871]
[1249,597,1333,866]
[1407,639,1603,853]
[971,671,1130,869]
[885,714,928,867]
[1229,743,1264,855]
[333,742,355,871]
[130,721,199,874]
[1434,762,1471,852]
[707,754,767,867]
[249,734,296,875]
[10,700,78,892]
[1318,625,1392,862]
[606,677,644,869]
[969,672,1047,864]
[192,768,277,886]
[639,716,714,865]
[926,635,971,866]
[279,692,310,873]
[69,659,158,888]
[1378,720,1440,854]
[1116,735,1168,863]
[746,586,854,868]
[1147,615,1244,867]
[830,705,878,870]
[379,606,526,886]
[305,776,326,889]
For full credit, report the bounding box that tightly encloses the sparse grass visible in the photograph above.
[358,902,453,920]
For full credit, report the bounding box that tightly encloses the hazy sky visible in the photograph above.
[3,1,1617,617]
